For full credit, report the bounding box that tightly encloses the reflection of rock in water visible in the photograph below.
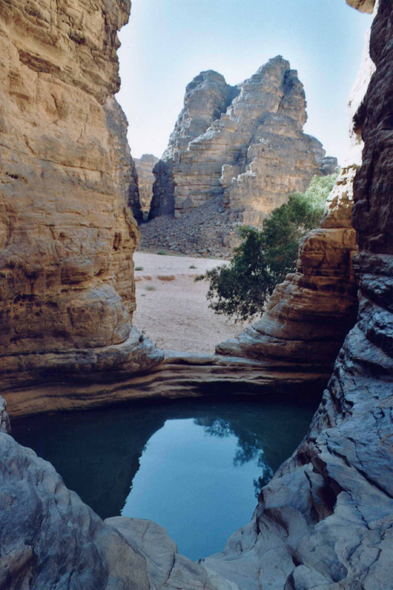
[194,416,274,490]
[12,407,166,520]
[12,400,315,520]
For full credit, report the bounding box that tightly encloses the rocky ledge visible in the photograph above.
[4,350,327,419]
[1,0,393,589]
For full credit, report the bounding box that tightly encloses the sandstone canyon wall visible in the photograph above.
[1,0,393,589]
[150,58,337,224]
[0,0,162,393]
[201,1,393,588]
[216,18,376,384]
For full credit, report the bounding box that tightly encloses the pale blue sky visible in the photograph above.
[117,0,372,164]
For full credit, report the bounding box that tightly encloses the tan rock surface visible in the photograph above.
[150,57,337,225]
[217,166,359,375]
[215,14,376,375]
[203,5,393,589]
[346,0,375,12]
[0,0,162,390]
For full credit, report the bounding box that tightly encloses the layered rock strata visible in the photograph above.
[104,97,143,223]
[216,8,376,379]
[150,58,337,224]
[134,154,159,219]
[4,350,327,419]
[0,0,161,390]
[201,1,393,588]
[149,70,239,219]
[2,0,393,589]
[216,167,359,376]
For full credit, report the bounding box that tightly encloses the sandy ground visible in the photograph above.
[133,252,251,354]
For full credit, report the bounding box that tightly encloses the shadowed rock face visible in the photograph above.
[150,58,337,224]
[1,0,393,588]
[150,70,238,219]
[0,423,151,590]
[203,1,393,588]
[0,0,162,391]
[134,154,159,217]
[0,396,10,434]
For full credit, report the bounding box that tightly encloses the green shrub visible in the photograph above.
[197,174,337,321]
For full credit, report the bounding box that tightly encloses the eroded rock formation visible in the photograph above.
[134,154,159,218]
[216,10,376,381]
[0,0,162,392]
[201,1,393,588]
[0,423,152,590]
[1,0,393,589]
[0,396,10,434]
[216,167,359,379]
[150,58,337,224]
[104,97,143,223]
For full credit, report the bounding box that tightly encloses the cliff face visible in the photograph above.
[2,0,393,587]
[134,154,159,218]
[150,58,337,224]
[216,20,376,382]
[203,1,393,588]
[149,70,238,219]
[0,0,162,392]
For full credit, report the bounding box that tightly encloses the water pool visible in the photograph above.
[12,398,316,561]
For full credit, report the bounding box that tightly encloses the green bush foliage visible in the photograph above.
[197,174,338,321]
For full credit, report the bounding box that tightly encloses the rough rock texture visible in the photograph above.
[107,517,240,590]
[4,350,326,419]
[149,70,238,220]
[150,57,337,224]
[2,1,393,589]
[0,431,151,590]
[139,196,238,258]
[201,1,393,588]
[216,9,377,379]
[134,154,159,218]
[0,0,161,390]
[105,97,143,223]
[0,395,10,434]
[216,166,359,377]
[346,0,375,12]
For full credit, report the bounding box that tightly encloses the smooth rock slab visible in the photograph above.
[0,432,150,590]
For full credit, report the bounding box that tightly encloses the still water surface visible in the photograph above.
[12,399,316,560]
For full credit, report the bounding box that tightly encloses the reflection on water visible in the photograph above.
[12,398,316,560]
[195,416,275,496]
